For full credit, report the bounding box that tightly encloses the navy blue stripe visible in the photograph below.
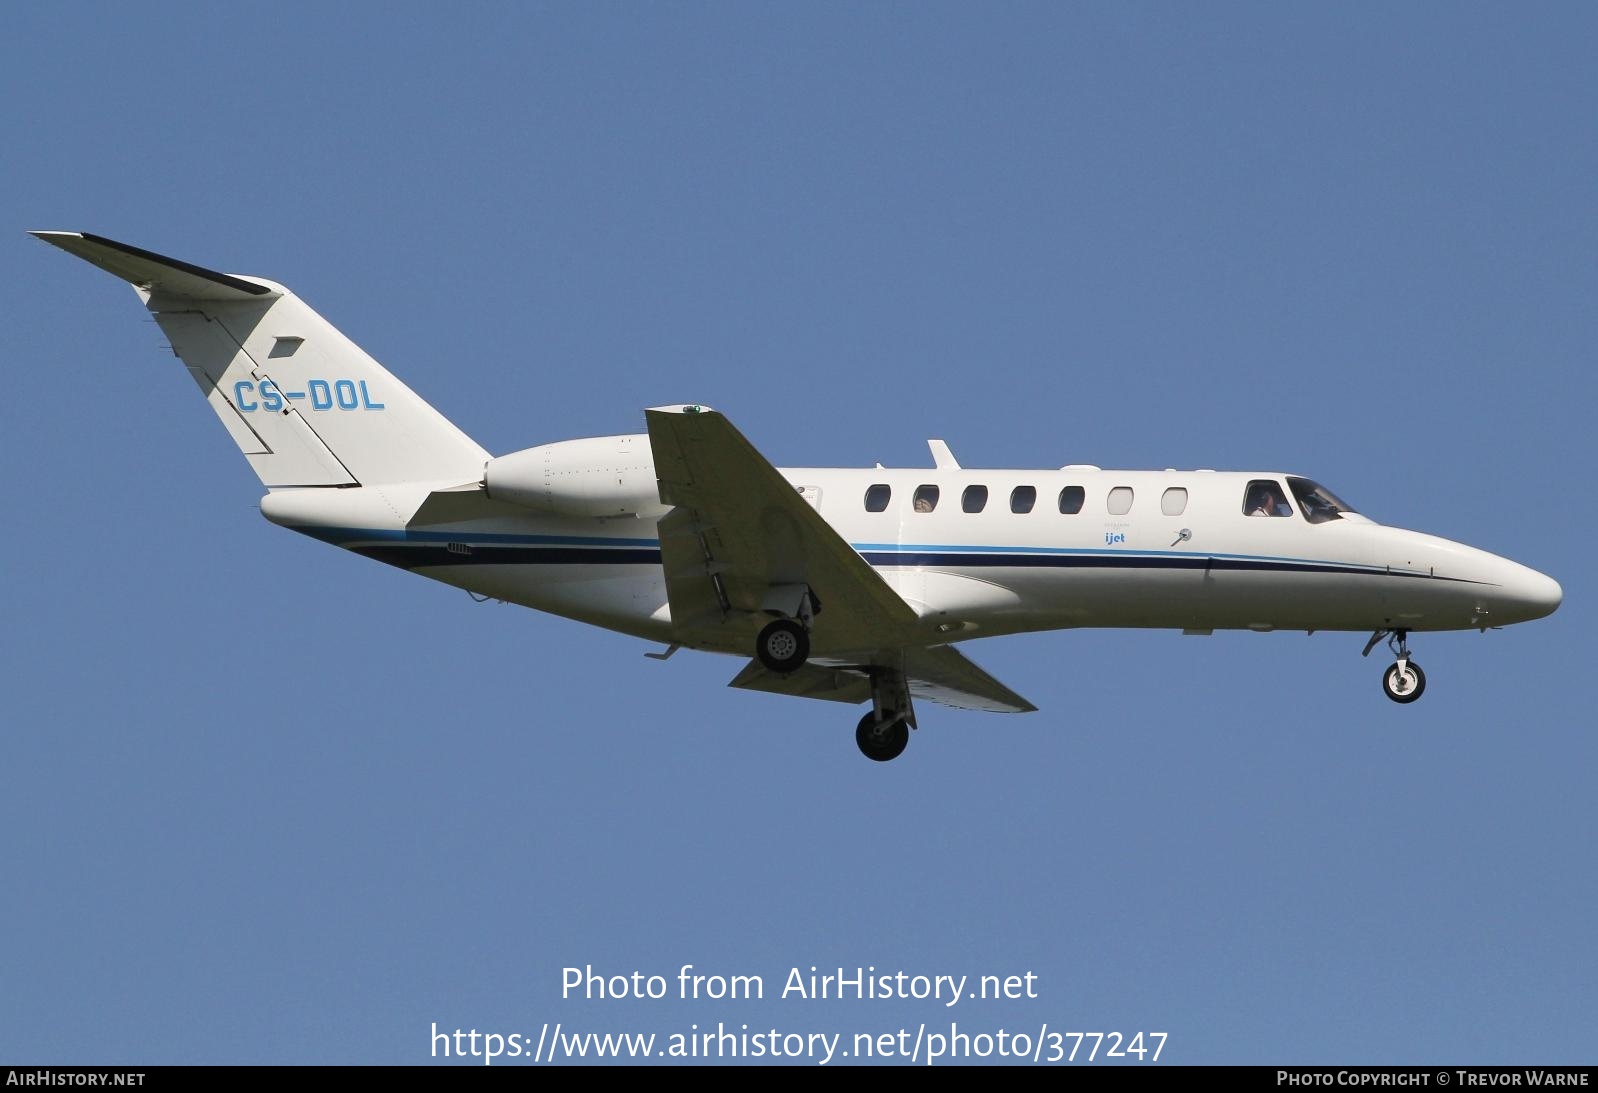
[353,544,663,569]
[290,524,659,548]
[346,541,1479,585]
[289,525,1487,585]
[863,551,1481,583]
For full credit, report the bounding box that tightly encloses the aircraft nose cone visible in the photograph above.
[1525,571,1563,615]
[1495,563,1562,623]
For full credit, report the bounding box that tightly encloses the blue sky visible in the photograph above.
[3,3,1592,1066]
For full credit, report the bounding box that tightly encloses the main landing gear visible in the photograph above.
[755,618,809,674]
[754,588,819,675]
[748,592,915,762]
[857,713,910,762]
[1363,628,1427,704]
[855,669,915,762]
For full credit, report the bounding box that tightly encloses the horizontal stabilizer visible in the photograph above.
[31,231,277,300]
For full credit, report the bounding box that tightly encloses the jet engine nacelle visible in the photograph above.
[483,434,666,518]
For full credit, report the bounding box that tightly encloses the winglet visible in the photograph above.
[928,439,960,470]
[30,231,279,300]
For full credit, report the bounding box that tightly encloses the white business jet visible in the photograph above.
[34,232,1562,761]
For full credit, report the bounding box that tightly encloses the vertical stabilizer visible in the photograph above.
[33,231,489,490]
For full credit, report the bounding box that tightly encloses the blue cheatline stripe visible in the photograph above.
[289,524,660,548]
[854,541,1387,569]
[353,544,663,569]
[283,525,1484,583]
[861,551,1380,576]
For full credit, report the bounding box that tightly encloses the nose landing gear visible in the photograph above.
[1363,628,1427,704]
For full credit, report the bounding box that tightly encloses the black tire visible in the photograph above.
[756,618,809,674]
[856,712,910,762]
[1382,660,1426,704]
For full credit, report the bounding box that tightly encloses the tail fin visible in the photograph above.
[32,232,488,490]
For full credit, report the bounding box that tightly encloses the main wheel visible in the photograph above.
[1382,660,1426,704]
[856,712,910,762]
[756,618,809,674]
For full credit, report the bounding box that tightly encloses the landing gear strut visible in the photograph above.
[855,669,914,762]
[1363,628,1426,704]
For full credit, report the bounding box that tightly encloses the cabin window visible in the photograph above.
[1161,487,1188,516]
[864,484,891,512]
[1107,486,1134,515]
[913,484,940,513]
[1011,486,1037,514]
[1243,479,1292,517]
[1058,485,1085,514]
[962,485,989,513]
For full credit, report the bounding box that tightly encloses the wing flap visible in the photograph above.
[727,660,873,704]
[727,645,1034,714]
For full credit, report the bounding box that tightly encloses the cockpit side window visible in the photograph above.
[1287,477,1357,525]
[1243,480,1293,517]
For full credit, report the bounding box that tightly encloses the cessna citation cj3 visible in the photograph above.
[35,232,1563,762]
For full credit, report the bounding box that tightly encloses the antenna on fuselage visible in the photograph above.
[928,439,960,470]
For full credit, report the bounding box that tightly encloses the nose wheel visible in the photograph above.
[1382,660,1426,703]
[1364,628,1427,704]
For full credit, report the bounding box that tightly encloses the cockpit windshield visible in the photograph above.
[1287,477,1357,525]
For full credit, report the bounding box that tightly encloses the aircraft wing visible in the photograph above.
[902,645,1037,712]
[728,645,1036,714]
[645,404,1034,715]
[645,404,920,651]
[726,660,872,704]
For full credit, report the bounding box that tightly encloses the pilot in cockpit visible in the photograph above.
[1247,482,1291,517]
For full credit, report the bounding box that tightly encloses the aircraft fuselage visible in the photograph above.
[260,462,1560,655]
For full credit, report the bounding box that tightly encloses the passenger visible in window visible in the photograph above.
[914,498,933,513]
[1246,482,1291,517]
